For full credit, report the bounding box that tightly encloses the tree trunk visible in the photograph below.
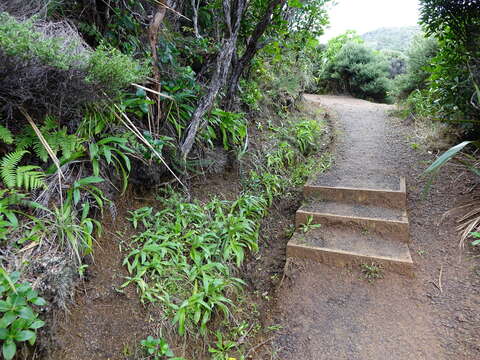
[225,0,286,109]
[148,2,167,132]
[191,0,201,37]
[180,0,247,159]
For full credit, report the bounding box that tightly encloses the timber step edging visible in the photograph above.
[296,208,410,243]
[287,225,413,276]
[304,177,407,209]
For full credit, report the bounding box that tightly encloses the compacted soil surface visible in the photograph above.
[266,95,480,360]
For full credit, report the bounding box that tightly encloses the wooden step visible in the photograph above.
[296,201,409,243]
[304,177,406,209]
[287,224,413,276]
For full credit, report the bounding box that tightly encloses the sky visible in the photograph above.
[321,0,421,41]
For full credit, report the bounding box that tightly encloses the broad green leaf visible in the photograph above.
[425,141,477,173]
[29,319,45,329]
[30,297,46,306]
[18,306,35,321]
[2,341,16,360]
[76,176,104,186]
[0,312,17,328]
[14,329,35,342]
[0,300,10,312]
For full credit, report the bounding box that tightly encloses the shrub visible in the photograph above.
[394,35,438,99]
[86,44,149,95]
[380,50,407,79]
[320,41,392,102]
[0,12,148,124]
[419,0,480,126]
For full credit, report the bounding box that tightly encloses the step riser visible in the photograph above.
[296,210,410,243]
[287,243,413,277]
[304,186,406,209]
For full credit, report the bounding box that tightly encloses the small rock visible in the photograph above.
[456,314,467,322]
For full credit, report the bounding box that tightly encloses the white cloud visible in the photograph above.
[321,0,421,41]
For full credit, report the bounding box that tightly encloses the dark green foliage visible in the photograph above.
[140,336,185,359]
[418,0,480,126]
[381,50,407,79]
[361,26,421,52]
[394,35,439,98]
[320,41,392,102]
[0,12,148,124]
[0,0,334,353]
[123,192,264,335]
[323,30,364,62]
[0,269,46,360]
[15,116,80,162]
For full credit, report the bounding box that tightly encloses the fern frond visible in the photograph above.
[59,132,79,159]
[33,139,51,162]
[0,125,13,144]
[15,127,35,151]
[16,165,45,191]
[1,151,28,188]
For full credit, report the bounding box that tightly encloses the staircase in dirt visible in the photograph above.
[287,176,414,276]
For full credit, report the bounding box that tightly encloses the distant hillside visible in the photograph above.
[361,26,421,52]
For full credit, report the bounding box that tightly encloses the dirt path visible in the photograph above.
[268,95,480,360]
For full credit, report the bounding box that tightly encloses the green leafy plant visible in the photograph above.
[290,118,324,156]
[65,176,108,211]
[16,116,81,163]
[86,43,149,94]
[48,202,102,264]
[360,263,384,282]
[247,171,285,205]
[130,131,174,162]
[140,336,185,360]
[239,79,263,111]
[89,137,132,193]
[266,141,297,170]
[0,151,45,191]
[204,109,247,150]
[0,189,45,242]
[123,191,264,336]
[208,331,238,360]
[0,269,46,360]
[320,39,392,102]
[0,125,13,145]
[300,215,322,233]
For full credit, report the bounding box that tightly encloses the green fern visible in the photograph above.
[16,117,81,162]
[0,151,45,191]
[15,165,45,191]
[0,125,13,144]
[1,151,27,188]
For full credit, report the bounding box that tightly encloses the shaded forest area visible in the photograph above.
[0,0,479,359]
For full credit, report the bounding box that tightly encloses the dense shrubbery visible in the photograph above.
[0,13,148,123]
[418,0,480,127]
[320,40,392,102]
[381,50,407,79]
[394,35,438,99]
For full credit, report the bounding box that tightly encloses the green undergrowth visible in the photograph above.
[123,191,265,336]
[124,104,332,358]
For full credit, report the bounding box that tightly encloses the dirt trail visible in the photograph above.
[269,95,480,360]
